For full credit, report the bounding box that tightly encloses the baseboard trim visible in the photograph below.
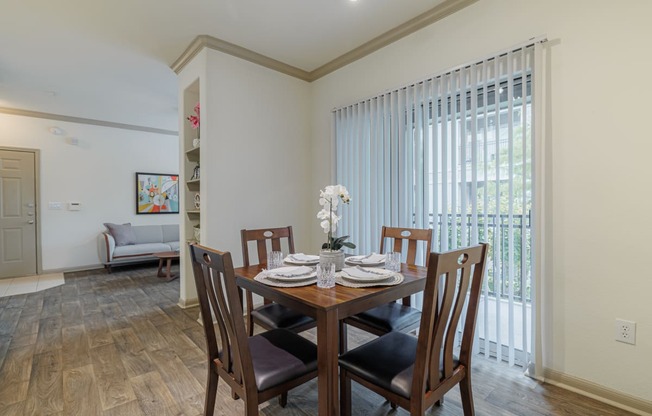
[177,297,199,309]
[43,264,105,274]
[544,368,652,416]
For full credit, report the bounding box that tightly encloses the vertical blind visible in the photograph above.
[335,44,537,367]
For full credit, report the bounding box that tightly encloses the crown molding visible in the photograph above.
[309,0,478,80]
[171,35,311,81]
[0,107,178,136]
[171,0,478,82]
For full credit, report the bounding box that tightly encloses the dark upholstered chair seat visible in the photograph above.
[248,329,318,391]
[339,331,457,399]
[339,332,417,398]
[345,302,421,333]
[251,304,316,332]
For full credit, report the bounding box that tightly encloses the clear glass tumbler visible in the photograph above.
[386,252,402,272]
[267,251,283,269]
[316,263,336,288]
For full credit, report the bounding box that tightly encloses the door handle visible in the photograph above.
[27,220,34,224]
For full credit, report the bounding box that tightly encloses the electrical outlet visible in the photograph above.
[615,319,636,345]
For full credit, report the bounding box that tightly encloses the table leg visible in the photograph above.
[156,259,165,277]
[317,308,339,416]
[157,258,178,281]
[165,259,172,277]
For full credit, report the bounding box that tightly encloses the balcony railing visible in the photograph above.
[424,211,532,303]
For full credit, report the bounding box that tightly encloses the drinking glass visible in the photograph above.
[386,252,402,272]
[316,263,336,288]
[267,251,283,269]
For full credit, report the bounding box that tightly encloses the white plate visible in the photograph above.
[340,267,395,283]
[284,253,320,265]
[265,266,316,281]
[345,254,386,267]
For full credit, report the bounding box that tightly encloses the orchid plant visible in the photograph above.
[187,102,200,129]
[317,184,356,251]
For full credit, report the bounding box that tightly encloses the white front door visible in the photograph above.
[0,149,37,278]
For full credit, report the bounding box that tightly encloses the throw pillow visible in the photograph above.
[104,222,136,246]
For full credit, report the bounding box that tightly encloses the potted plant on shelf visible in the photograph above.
[317,184,355,271]
[193,224,201,242]
[187,102,200,148]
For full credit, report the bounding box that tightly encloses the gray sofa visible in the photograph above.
[98,223,180,272]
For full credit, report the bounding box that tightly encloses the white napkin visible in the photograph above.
[342,266,394,279]
[286,253,319,262]
[266,265,313,277]
[359,253,386,264]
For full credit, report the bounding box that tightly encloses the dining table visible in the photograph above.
[235,261,427,416]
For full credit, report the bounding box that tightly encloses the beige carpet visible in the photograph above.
[0,272,65,297]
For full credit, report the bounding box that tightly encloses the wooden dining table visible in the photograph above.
[235,262,427,416]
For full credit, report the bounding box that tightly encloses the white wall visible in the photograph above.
[202,50,313,261]
[310,0,652,405]
[0,114,179,271]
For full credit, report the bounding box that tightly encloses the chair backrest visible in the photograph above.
[189,243,255,392]
[412,243,488,404]
[240,226,295,267]
[379,226,432,266]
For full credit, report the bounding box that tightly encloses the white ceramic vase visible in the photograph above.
[319,249,345,271]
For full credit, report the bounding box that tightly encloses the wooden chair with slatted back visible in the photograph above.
[189,243,318,416]
[339,243,489,416]
[241,226,316,336]
[340,226,432,351]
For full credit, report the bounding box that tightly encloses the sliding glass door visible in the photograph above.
[335,45,536,367]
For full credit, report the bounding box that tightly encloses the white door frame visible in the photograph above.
[0,146,42,275]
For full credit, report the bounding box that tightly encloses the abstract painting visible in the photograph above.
[136,172,179,214]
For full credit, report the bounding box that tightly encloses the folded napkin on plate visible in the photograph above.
[286,253,319,262]
[266,266,313,277]
[357,253,386,264]
[342,266,394,279]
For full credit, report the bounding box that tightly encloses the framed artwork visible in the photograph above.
[136,172,179,214]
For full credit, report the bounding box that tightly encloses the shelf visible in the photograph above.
[186,179,200,191]
[186,146,200,162]
[186,210,201,217]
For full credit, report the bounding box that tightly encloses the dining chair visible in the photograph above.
[339,243,489,416]
[340,226,432,351]
[189,243,318,416]
[241,226,316,336]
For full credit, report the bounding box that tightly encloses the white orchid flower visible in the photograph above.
[320,220,330,233]
[317,209,330,220]
[316,184,353,249]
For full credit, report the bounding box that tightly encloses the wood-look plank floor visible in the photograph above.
[0,265,635,416]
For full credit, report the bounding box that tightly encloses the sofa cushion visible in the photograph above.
[161,224,179,243]
[167,241,180,252]
[132,225,164,244]
[114,243,172,258]
[104,223,136,246]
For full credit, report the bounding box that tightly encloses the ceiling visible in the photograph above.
[0,0,451,132]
